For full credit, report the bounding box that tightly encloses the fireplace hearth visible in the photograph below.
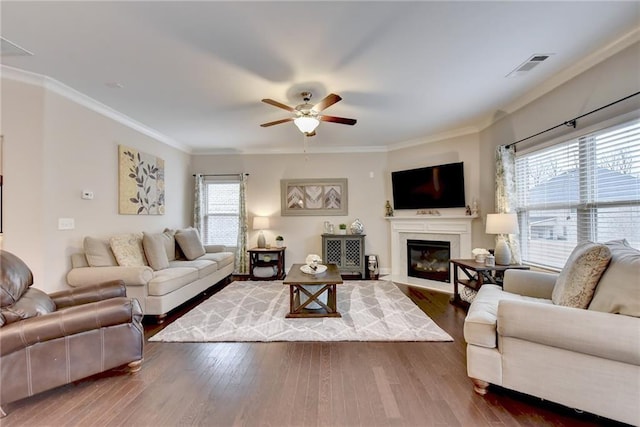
[407,239,450,283]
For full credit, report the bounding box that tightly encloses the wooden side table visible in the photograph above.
[450,259,530,306]
[248,247,286,280]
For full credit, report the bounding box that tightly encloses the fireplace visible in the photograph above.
[407,240,450,283]
[387,215,474,293]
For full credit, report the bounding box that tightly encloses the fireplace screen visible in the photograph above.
[407,239,450,283]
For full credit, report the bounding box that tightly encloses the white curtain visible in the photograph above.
[235,174,249,274]
[193,174,205,236]
[495,145,522,264]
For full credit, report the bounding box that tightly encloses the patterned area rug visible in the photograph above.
[149,280,453,342]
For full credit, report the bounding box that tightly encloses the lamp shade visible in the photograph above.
[294,116,320,133]
[253,216,270,230]
[486,213,519,235]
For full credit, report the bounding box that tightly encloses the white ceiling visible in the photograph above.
[1,1,639,154]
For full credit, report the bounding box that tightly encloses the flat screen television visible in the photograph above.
[391,162,466,209]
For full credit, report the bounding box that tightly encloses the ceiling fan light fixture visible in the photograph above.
[294,116,320,134]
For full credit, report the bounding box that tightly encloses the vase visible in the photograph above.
[350,218,364,234]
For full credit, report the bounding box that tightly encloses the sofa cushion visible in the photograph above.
[142,232,170,271]
[168,259,218,279]
[148,268,199,296]
[198,252,235,269]
[551,241,612,309]
[175,228,206,260]
[589,239,640,317]
[162,228,178,261]
[464,284,552,348]
[110,233,148,267]
[1,250,34,308]
[83,237,118,267]
[0,287,56,326]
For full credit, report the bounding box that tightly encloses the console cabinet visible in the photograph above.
[322,234,365,278]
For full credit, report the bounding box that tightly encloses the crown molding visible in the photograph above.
[387,126,479,152]
[193,143,389,156]
[1,65,191,154]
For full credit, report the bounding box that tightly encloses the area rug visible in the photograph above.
[149,280,453,342]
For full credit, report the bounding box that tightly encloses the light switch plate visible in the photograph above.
[58,218,75,230]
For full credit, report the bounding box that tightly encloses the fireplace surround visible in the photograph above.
[387,215,475,293]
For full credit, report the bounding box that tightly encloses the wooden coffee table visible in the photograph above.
[283,263,343,318]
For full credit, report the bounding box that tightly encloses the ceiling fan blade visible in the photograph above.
[260,117,293,127]
[261,98,295,112]
[319,115,357,126]
[312,93,342,112]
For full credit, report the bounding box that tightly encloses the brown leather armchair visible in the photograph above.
[0,250,144,417]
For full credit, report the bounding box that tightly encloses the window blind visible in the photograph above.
[202,180,240,246]
[515,118,640,269]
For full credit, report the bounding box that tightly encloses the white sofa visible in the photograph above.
[67,228,234,321]
[463,239,640,426]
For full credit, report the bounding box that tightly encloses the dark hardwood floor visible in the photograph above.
[1,281,628,426]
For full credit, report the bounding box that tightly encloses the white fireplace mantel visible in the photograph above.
[386,215,476,293]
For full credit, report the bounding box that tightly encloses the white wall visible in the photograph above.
[191,152,389,271]
[1,78,192,292]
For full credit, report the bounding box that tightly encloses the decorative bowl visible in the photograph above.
[300,264,328,275]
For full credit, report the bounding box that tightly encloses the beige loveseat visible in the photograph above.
[67,228,234,321]
[463,239,639,426]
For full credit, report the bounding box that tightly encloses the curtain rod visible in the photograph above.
[192,173,249,177]
[505,91,640,150]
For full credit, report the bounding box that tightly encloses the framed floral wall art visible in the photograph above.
[280,178,348,216]
[119,145,165,215]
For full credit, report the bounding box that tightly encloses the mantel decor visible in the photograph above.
[119,145,165,215]
[281,178,348,216]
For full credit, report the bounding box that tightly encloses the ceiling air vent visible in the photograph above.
[506,53,553,78]
[0,37,33,57]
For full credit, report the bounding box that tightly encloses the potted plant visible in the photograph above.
[338,224,347,235]
[275,235,284,247]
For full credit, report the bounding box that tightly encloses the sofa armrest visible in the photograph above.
[0,297,143,357]
[205,245,227,253]
[67,266,153,287]
[49,280,127,309]
[503,270,557,299]
[498,299,640,365]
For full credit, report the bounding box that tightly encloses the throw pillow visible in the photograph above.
[110,233,148,267]
[551,241,612,309]
[589,239,640,317]
[142,232,171,271]
[175,228,206,261]
[84,236,118,267]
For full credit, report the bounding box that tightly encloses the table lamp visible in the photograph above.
[253,216,270,248]
[486,213,519,265]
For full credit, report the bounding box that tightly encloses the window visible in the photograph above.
[515,117,640,269]
[202,180,240,247]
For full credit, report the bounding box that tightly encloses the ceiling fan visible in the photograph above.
[260,92,357,137]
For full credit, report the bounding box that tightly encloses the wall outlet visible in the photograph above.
[58,218,75,230]
[81,190,94,200]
